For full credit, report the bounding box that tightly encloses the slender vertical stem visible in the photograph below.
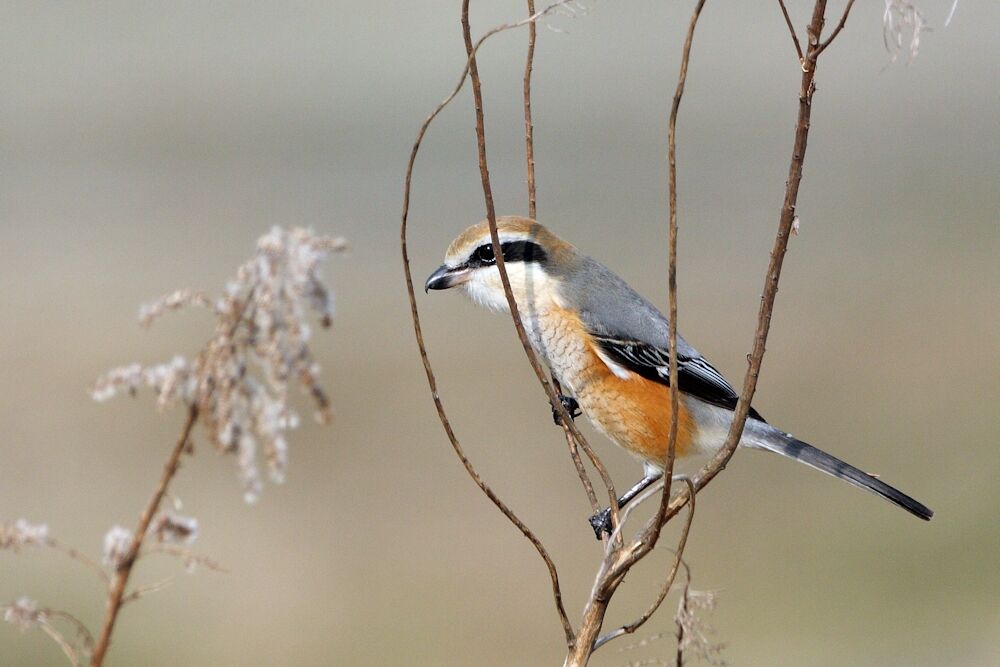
[566,3,708,661]
[522,2,601,513]
[89,404,199,667]
[524,0,539,220]
[777,0,806,63]
[698,0,828,487]
[649,0,707,552]
[569,2,835,663]
[460,0,620,525]
[649,0,831,532]
[460,1,578,645]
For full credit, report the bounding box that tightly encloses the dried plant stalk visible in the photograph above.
[87,227,344,666]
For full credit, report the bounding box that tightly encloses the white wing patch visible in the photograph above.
[594,346,633,380]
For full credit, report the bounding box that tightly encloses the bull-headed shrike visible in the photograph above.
[426,216,932,536]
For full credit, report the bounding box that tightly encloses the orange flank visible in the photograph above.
[571,337,696,465]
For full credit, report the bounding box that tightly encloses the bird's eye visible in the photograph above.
[475,244,496,264]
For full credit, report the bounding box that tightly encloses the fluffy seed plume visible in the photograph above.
[0,519,50,551]
[3,597,41,632]
[883,1,928,63]
[91,227,346,502]
[675,589,726,666]
[150,512,198,545]
[102,526,133,569]
[3,597,94,664]
[882,1,958,63]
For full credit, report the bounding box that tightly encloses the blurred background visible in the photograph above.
[2,1,997,665]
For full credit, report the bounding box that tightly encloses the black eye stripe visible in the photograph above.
[500,240,547,264]
[467,240,547,267]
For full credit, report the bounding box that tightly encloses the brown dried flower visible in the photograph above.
[0,519,50,551]
[3,597,94,665]
[91,227,346,502]
[101,526,133,569]
[150,512,198,545]
[675,589,726,666]
[3,597,41,632]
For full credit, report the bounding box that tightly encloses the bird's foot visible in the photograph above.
[552,395,582,425]
[588,506,613,540]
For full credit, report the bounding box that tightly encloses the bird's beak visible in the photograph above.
[425,264,471,292]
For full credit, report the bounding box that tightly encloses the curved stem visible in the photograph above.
[89,404,198,667]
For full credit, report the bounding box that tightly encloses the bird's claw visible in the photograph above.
[552,395,582,425]
[588,506,613,540]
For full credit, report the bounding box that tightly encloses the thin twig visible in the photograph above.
[648,0,707,558]
[121,578,173,606]
[569,2,834,663]
[47,538,110,585]
[632,2,835,541]
[777,0,806,64]
[565,2,708,660]
[675,581,690,667]
[142,543,227,572]
[45,609,95,653]
[522,0,600,516]
[553,378,601,512]
[39,622,82,667]
[812,0,856,57]
[460,0,621,527]
[89,403,199,667]
[686,0,831,504]
[524,0,539,220]
[399,2,589,649]
[397,2,620,544]
[593,478,696,651]
[461,0,577,644]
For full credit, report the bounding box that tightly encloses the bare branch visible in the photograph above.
[47,538,110,586]
[565,1,709,660]
[4,600,94,667]
[400,3,598,649]
[142,543,227,573]
[399,0,619,522]
[675,584,689,667]
[522,0,600,516]
[460,0,620,519]
[553,378,601,512]
[777,0,806,64]
[461,0,576,645]
[39,623,83,667]
[812,0,857,57]
[524,0,539,220]
[648,0,707,556]
[593,478,696,651]
[121,579,173,606]
[89,403,199,667]
[567,3,839,663]
[689,0,831,503]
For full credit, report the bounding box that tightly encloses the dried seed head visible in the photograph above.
[675,589,726,666]
[3,597,41,632]
[0,519,50,551]
[882,0,941,63]
[150,512,199,545]
[92,227,345,502]
[102,525,133,569]
[138,289,212,327]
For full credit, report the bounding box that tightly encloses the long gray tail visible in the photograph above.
[745,422,933,521]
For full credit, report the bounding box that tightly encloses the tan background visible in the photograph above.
[2,2,998,665]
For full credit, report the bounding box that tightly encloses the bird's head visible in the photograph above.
[425,216,574,312]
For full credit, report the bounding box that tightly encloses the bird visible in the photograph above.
[425,216,933,537]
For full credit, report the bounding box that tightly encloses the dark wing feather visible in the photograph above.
[590,334,766,423]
